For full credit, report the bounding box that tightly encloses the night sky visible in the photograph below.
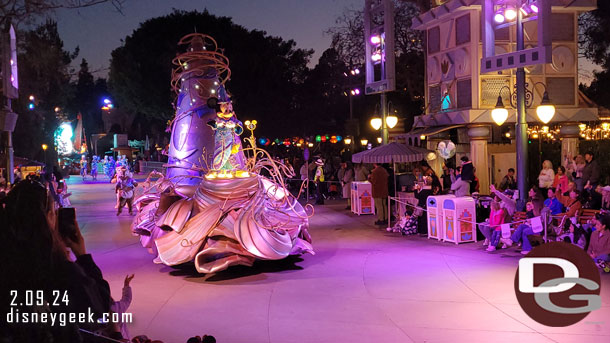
[55,0,597,82]
[56,0,362,77]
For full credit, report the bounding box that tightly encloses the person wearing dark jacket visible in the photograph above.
[0,180,111,343]
[414,177,434,235]
[441,166,453,193]
[370,163,390,225]
[499,168,517,191]
[582,151,601,190]
[460,156,474,183]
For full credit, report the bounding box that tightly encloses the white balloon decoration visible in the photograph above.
[437,140,456,159]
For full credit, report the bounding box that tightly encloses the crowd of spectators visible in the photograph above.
[479,151,610,270]
[247,146,610,270]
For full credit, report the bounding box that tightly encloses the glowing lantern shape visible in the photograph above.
[370,117,382,130]
[536,91,555,124]
[491,96,508,126]
[385,115,398,129]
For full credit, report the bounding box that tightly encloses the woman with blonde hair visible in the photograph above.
[538,160,555,197]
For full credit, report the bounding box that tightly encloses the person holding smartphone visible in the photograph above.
[0,180,111,342]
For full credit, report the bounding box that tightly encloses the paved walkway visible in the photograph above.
[68,178,610,343]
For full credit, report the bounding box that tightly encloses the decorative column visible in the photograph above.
[559,123,580,162]
[467,125,490,194]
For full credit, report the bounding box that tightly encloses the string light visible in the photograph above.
[526,123,610,141]
[578,122,610,140]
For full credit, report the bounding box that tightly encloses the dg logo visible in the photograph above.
[514,242,602,327]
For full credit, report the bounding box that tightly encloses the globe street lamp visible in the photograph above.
[491,95,509,126]
[370,117,382,131]
[535,85,555,124]
[491,83,555,127]
[482,0,553,211]
[370,113,398,141]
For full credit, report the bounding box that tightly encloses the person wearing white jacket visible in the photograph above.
[538,160,555,196]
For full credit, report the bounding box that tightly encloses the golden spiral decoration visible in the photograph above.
[170,33,231,94]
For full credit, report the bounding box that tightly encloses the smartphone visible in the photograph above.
[58,207,78,241]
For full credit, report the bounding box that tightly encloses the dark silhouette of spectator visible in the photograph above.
[414,176,434,235]
[0,180,111,342]
[460,156,474,183]
[583,151,601,190]
[470,168,480,194]
[499,168,517,191]
[370,163,389,225]
[440,165,452,193]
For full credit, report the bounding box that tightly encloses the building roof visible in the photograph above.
[412,0,597,30]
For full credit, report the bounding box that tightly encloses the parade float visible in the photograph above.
[131,34,313,274]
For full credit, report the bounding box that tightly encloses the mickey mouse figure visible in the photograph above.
[205,87,249,179]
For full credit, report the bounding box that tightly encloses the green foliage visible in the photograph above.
[581,68,610,109]
[65,59,108,135]
[325,1,425,134]
[13,20,76,161]
[294,48,348,135]
[579,1,610,108]
[580,1,610,67]
[108,9,313,136]
[326,1,425,100]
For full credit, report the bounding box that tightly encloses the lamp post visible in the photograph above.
[515,7,528,210]
[364,0,395,144]
[370,101,398,144]
[370,114,398,141]
[483,0,552,210]
[492,79,555,207]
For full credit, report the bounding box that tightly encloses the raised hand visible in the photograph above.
[124,274,135,287]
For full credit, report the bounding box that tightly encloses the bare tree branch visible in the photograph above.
[1,0,125,27]
[326,1,425,98]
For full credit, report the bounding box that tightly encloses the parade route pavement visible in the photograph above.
[68,178,610,343]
